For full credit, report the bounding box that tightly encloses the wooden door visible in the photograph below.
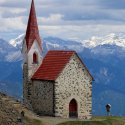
[69,99,78,118]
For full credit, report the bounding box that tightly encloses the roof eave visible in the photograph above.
[74,52,94,81]
[31,78,55,82]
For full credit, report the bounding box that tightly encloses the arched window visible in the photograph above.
[69,99,78,118]
[33,52,38,64]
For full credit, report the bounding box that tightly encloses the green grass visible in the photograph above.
[58,116,125,125]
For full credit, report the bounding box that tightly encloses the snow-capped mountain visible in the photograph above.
[1,33,125,116]
[82,33,125,48]
[9,35,84,54]
[9,34,24,50]
[9,33,125,50]
[0,39,22,62]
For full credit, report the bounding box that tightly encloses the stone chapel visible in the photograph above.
[22,0,93,119]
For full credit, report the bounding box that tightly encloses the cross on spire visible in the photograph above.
[25,0,42,52]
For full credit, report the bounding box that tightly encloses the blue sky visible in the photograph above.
[0,0,125,41]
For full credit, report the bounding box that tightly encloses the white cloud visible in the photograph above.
[38,24,125,40]
[0,16,25,32]
[0,0,6,3]
[38,14,63,25]
[0,0,125,40]
[0,7,26,16]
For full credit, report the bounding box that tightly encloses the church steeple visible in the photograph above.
[22,0,43,77]
[22,0,43,108]
[25,0,42,52]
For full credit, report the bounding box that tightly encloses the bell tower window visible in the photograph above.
[33,52,38,64]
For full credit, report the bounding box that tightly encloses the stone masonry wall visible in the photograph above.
[55,54,92,119]
[23,39,42,110]
[32,80,54,116]
[23,63,33,109]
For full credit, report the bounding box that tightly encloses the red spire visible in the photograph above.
[25,0,42,52]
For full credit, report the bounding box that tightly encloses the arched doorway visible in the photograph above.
[69,99,78,118]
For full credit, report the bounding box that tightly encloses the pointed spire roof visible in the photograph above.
[25,0,42,52]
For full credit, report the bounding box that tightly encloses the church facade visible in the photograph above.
[22,0,93,119]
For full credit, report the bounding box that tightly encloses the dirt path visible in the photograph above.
[24,109,79,125]
[19,105,80,125]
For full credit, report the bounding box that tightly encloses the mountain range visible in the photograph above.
[0,33,125,116]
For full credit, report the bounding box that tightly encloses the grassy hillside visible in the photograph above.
[0,92,125,125]
[0,92,42,125]
[58,116,125,125]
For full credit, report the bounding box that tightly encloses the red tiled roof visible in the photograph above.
[25,0,42,52]
[32,50,94,81]
[32,50,75,80]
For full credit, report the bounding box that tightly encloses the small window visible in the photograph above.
[33,52,38,64]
